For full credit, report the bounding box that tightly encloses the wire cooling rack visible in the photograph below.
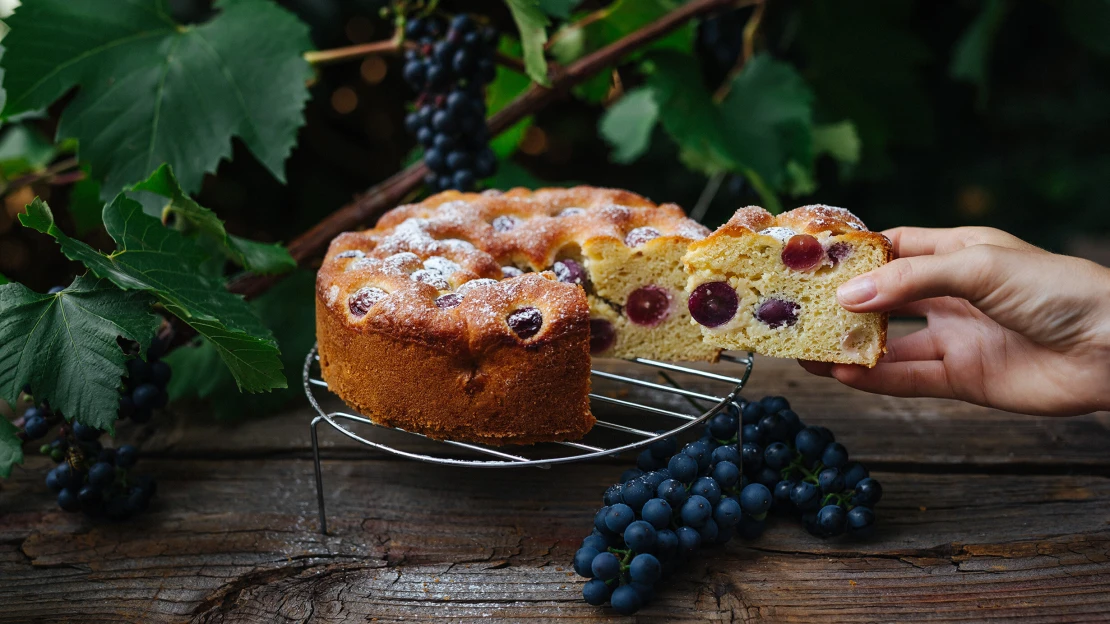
[304,344,753,534]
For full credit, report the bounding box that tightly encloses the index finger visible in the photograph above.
[881,227,961,259]
[881,226,1039,259]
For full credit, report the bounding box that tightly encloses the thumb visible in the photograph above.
[836,245,1007,313]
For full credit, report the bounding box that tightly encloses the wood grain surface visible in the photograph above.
[2,321,1108,623]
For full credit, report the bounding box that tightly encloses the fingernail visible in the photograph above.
[838,277,876,306]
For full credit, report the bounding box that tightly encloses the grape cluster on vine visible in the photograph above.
[572,395,882,615]
[402,14,498,193]
[19,330,172,521]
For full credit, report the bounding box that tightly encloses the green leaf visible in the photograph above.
[950,0,1008,109]
[129,164,295,275]
[813,121,861,173]
[0,417,23,478]
[0,0,314,198]
[19,197,285,393]
[599,87,659,163]
[68,167,104,235]
[0,124,56,179]
[539,0,582,20]
[719,54,816,187]
[549,0,692,104]
[165,270,316,419]
[0,275,160,432]
[505,0,552,87]
[645,52,816,212]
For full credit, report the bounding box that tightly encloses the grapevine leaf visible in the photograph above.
[505,0,552,87]
[0,275,160,432]
[813,121,862,173]
[719,53,816,188]
[19,197,285,393]
[165,270,316,419]
[129,164,295,275]
[0,124,56,179]
[549,0,692,103]
[646,51,816,211]
[539,0,582,20]
[0,272,8,285]
[0,0,314,198]
[0,417,23,478]
[599,87,659,164]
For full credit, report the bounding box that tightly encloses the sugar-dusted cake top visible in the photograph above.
[724,205,869,238]
[316,187,709,345]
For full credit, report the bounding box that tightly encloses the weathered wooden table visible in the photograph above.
[3,321,1109,622]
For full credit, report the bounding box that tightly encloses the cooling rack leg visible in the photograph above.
[311,415,328,535]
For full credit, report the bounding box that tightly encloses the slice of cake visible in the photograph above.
[682,205,891,366]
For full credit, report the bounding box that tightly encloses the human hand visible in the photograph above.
[799,226,1110,416]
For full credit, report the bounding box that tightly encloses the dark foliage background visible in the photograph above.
[5,0,1108,296]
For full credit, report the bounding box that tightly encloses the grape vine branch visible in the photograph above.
[227,0,760,303]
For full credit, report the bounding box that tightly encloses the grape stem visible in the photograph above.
[303,33,528,74]
[220,0,757,304]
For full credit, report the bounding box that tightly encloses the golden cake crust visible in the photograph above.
[316,187,711,445]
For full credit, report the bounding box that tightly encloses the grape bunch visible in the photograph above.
[572,395,882,615]
[402,14,498,193]
[19,334,171,519]
[739,396,881,539]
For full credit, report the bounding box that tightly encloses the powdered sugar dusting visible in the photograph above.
[410,269,449,290]
[326,285,340,306]
[456,278,498,296]
[760,227,797,243]
[625,226,661,247]
[423,256,461,277]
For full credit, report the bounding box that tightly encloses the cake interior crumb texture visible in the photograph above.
[684,208,890,366]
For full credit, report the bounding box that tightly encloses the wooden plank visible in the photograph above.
[1,457,1108,622]
[131,320,1110,471]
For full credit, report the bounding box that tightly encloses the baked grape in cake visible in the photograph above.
[683,205,891,366]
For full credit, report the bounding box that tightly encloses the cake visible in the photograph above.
[682,205,892,366]
[315,187,716,446]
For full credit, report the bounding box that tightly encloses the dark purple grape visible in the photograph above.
[501,266,524,278]
[416,126,434,147]
[755,298,799,328]
[688,281,738,328]
[132,383,160,410]
[491,215,518,232]
[425,147,445,172]
[782,234,824,271]
[626,285,671,326]
[446,149,470,170]
[589,318,616,354]
[115,445,138,469]
[453,169,475,190]
[348,287,387,316]
[552,259,586,285]
[433,133,455,152]
[828,242,853,265]
[435,293,462,309]
[506,307,542,339]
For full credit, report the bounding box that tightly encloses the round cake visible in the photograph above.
[315,187,715,446]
